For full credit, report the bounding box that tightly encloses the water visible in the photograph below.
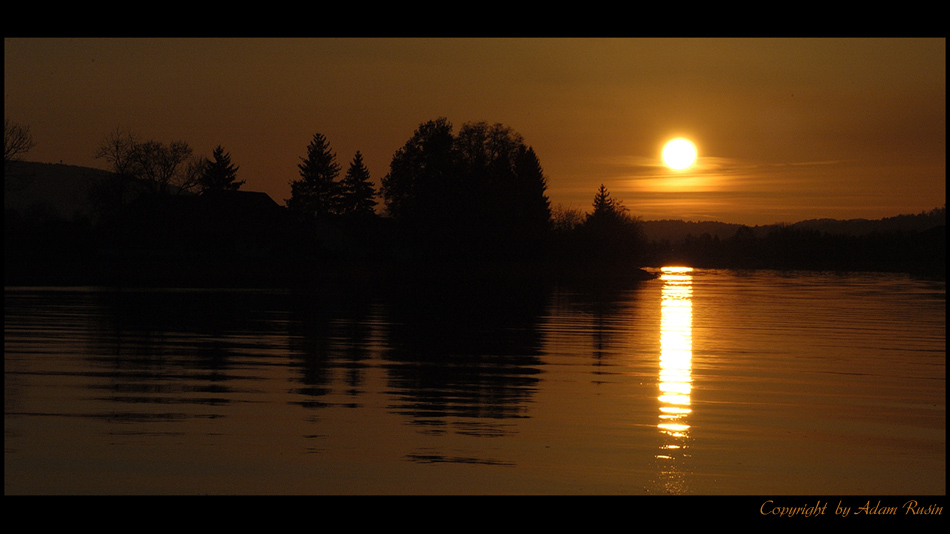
[4,269,945,495]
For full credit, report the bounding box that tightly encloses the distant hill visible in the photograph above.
[4,160,288,222]
[4,160,115,221]
[641,207,946,243]
[789,210,946,236]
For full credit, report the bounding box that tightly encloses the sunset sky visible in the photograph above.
[4,37,945,226]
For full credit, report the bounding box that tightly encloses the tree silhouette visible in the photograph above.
[94,127,202,195]
[287,133,341,222]
[381,117,456,226]
[135,140,201,194]
[4,120,37,195]
[381,118,552,257]
[586,184,626,225]
[94,127,139,179]
[579,184,644,261]
[4,119,35,164]
[338,151,377,217]
[455,121,526,227]
[199,146,244,192]
[511,145,552,234]
[551,204,584,233]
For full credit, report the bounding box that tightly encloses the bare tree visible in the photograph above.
[551,203,584,233]
[95,127,202,195]
[94,127,139,178]
[4,119,36,163]
[132,139,200,194]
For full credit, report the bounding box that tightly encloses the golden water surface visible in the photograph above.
[4,269,945,494]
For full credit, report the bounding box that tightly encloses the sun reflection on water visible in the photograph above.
[659,267,693,435]
[655,266,693,492]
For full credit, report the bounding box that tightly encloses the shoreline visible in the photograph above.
[4,255,660,290]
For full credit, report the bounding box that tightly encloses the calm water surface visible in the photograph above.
[4,269,945,494]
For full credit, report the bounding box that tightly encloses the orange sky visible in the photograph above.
[4,38,945,226]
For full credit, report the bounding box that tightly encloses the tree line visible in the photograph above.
[280,118,647,264]
[6,118,649,284]
[642,207,946,277]
[93,127,245,197]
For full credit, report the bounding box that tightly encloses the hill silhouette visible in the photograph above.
[640,209,946,243]
[4,161,114,221]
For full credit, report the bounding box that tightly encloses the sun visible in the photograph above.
[662,138,697,170]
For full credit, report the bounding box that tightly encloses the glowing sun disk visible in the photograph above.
[662,138,697,170]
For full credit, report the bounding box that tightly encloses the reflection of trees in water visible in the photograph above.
[96,289,279,362]
[85,279,552,438]
[554,276,647,370]
[89,289,287,426]
[91,286,385,415]
[283,283,379,408]
[379,277,550,435]
[96,289,229,362]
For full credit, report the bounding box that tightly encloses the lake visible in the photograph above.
[4,268,945,495]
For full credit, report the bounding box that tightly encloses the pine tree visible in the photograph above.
[339,151,377,217]
[588,184,626,223]
[287,133,341,222]
[512,145,552,232]
[581,184,643,261]
[199,146,244,192]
